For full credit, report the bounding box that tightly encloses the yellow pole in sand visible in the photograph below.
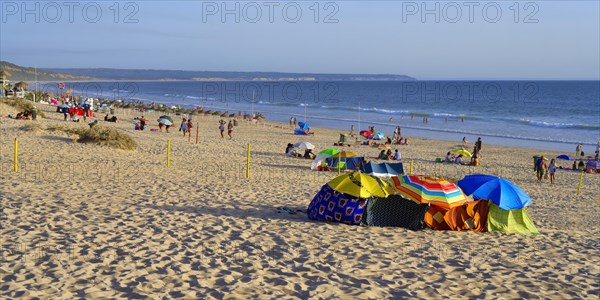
[14,138,18,173]
[409,160,413,175]
[167,140,171,168]
[246,144,250,178]
[577,170,584,195]
[337,152,341,175]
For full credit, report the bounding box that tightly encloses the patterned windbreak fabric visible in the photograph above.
[307,184,367,225]
[487,203,539,234]
[424,205,451,230]
[364,195,428,230]
[444,200,489,232]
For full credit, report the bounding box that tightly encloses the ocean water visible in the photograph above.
[46,80,600,152]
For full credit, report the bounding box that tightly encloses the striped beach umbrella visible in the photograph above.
[391,175,468,209]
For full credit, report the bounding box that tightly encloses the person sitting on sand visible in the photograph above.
[285,143,294,155]
[454,154,464,165]
[386,149,393,160]
[578,161,585,170]
[444,152,452,162]
[393,149,401,160]
[304,149,315,160]
[386,137,392,145]
[139,116,147,130]
[572,161,577,170]
[379,150,388,160]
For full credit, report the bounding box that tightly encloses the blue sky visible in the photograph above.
[1,1,599,79]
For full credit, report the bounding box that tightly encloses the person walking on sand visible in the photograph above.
[219,120,225,139]
[186,118,193,137]
[349,125,355,137]
[180,118,188,136]
[536,156,547,181]
[549,159,556,184]
[475,137,482,152]
[227,120,234,139]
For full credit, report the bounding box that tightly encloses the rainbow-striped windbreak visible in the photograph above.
[391,176,468,209]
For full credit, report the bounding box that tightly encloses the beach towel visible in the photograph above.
[363,195,428,230]
[424,205,450,230]
[307,184,367,225]
[487,203,539,234]
[444,200,489,232]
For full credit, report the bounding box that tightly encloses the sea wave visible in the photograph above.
[518,119,600,130]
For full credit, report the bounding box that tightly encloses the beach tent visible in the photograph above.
[458,174,531,210]
[487,203,538,234]
[361,162,404,177]
[307,172,392,225]
[311,153,331,170]
[363,195,428,230]
[586,160,599,170]
[369,132,385,140]
[344,157,365,171]
[307,184,368,225]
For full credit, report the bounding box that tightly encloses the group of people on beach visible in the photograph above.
[535,156,557,184]
[378,149,402,160]
[218,119,234,139]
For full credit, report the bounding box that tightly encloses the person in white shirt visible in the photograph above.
[393,149,401,160]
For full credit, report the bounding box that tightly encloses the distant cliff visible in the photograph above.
[0,61,95,81]
[42,68,416,81]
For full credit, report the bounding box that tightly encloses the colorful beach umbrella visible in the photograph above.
[457,174,531,210]
[320,149,340,156]
[360,130,373,138]
[391,175,468,209]
[293,141,315,150]
[556,154,574,160]
[159,115,173,122]
[452,149,472,157]
[338,150,357,158]
[328,172,392,198]
[157,117,173,126]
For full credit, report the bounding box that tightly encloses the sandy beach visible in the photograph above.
[1,101,599,299]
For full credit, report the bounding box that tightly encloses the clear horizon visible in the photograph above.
[1,1,599,80]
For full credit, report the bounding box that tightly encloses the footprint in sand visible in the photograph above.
[75,214,88,221]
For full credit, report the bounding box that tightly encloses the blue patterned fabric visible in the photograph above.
[307,184,367,225]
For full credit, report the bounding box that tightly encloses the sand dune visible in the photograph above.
[1,102,599,298]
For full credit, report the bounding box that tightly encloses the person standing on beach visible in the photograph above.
[475,137,482,152]
[186,118,193,137]
[219,120,225,138]
[536,156,547,181]
[349,125,355,137]
[576,144,582,157]
[549,159,556,184]
[180,118,188,136]
[227,120,234,140]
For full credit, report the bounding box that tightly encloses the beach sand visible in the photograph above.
[1,101,599,299]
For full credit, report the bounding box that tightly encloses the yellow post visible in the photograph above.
[14,138,18,173]
[337,152,341,175]
[167,140,171,168]
[577,170,584,195]
[409,160,413,175]
[246,144,250,178]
